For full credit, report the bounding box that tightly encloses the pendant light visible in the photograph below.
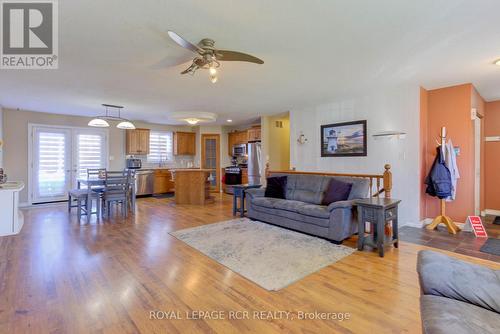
[88,104,136,129]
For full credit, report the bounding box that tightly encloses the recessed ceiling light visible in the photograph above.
[495,59,500,66]
[227,119,233,123]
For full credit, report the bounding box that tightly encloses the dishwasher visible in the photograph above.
[135,170,155,196]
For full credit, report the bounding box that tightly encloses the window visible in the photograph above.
[148,131,173,163]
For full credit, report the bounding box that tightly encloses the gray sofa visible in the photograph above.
[417,250,500,334]
[245,174,369,243]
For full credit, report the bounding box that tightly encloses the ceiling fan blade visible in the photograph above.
[167,31,202,54]
[217,50,264,64]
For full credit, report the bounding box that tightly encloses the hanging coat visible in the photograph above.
[425,147,452,199]
[444,139,460,201]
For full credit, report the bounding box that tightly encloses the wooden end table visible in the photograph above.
[356,198,401,257]
[232,184,262,217]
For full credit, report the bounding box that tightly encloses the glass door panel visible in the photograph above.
[32,127,72,203]
[201,134,220,192]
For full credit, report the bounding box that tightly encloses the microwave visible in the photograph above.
[232,144,247,157]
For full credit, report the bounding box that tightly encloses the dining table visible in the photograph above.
[76,176,136,214]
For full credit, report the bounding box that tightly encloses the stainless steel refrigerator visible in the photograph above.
[247,142,262,185]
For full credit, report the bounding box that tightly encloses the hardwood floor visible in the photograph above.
[1,194,498,333]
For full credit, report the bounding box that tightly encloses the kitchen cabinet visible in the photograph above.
[174,132,196,156]
[153,169,175,194]
[126,128,150,155]
[247,126,261,142]
[227,130,248,156]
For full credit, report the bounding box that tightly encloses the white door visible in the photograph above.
[32,127,72,203]
[31,126,108,204]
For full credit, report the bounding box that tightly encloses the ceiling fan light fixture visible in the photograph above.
[88,117,110,127]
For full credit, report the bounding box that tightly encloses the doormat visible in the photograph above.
[479,238,500,256]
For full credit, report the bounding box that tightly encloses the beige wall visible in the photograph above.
[2,108,195,203]
[261,113,290,173]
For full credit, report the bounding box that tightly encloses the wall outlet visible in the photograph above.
[109,156,115,161]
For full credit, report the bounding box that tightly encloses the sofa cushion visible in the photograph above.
[252,197,283,209]
[333,177,370,200]
[417,250,500,313]
[421,295,500,334]
[322,178,353,205]
[252,205,331,228]
[285,174,329,205]
[265,176,287,199]
[297,204,331,219]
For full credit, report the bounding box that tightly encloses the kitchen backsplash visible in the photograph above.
[127,155,197,169]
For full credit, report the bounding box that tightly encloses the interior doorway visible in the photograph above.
[474,116,482,215]
[201,134,220,192]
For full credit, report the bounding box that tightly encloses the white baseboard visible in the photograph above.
[483,209,500,216]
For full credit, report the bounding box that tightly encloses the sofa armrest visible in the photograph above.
[327,200,356,211]
[245,188,266,199]
[417,250,500,313]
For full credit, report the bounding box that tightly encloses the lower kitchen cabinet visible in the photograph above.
[153,170,175,194]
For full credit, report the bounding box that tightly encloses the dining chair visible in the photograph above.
[103,170,129,218]
[68,189,101,222]
[86,168,106,192]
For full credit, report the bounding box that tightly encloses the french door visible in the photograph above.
[30,125,108,204]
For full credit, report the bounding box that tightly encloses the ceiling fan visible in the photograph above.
[167,30,264,83]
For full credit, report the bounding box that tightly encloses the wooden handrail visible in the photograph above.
[266,163,393,198]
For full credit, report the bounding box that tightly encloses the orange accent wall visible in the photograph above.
[484,100,500,210]
[420,87,429,220]
[423,84,476,223]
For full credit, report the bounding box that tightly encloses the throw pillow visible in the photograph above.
[265,176,288,199]
[322,178,352,205]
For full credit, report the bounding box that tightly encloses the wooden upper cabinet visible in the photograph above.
[174,131,196,156]
[247,126,261,142]
[126,128,150,155]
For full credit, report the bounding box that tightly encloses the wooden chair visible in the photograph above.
[68,189,101,221]
[103,171,129,218]
[87,168,106,192]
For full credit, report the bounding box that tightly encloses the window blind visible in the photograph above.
[76,134,106,179]
[148,131,173,163]
[37,132,67,197]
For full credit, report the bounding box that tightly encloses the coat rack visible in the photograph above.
[426,126,461,234]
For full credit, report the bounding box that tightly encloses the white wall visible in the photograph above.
[290,84,420,225]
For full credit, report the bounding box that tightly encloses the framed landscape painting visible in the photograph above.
[320,120,367,157]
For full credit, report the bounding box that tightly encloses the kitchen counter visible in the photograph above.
[171,169,214,205]
[0,181,24,236]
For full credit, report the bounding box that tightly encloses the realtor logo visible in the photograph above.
[1,0,58,69]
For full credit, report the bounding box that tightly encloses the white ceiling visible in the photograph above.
[1,0,500,124]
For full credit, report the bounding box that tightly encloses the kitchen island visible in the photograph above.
[170,169,214,205]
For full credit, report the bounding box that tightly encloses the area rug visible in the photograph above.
[480,238,500,256]
[169,218,355,291]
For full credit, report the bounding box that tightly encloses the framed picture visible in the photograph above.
[321,120,367,157]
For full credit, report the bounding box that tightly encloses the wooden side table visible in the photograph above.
[232,184,262,217]
[356,198,401,257]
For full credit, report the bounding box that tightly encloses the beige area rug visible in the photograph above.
[170,218,356,291]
